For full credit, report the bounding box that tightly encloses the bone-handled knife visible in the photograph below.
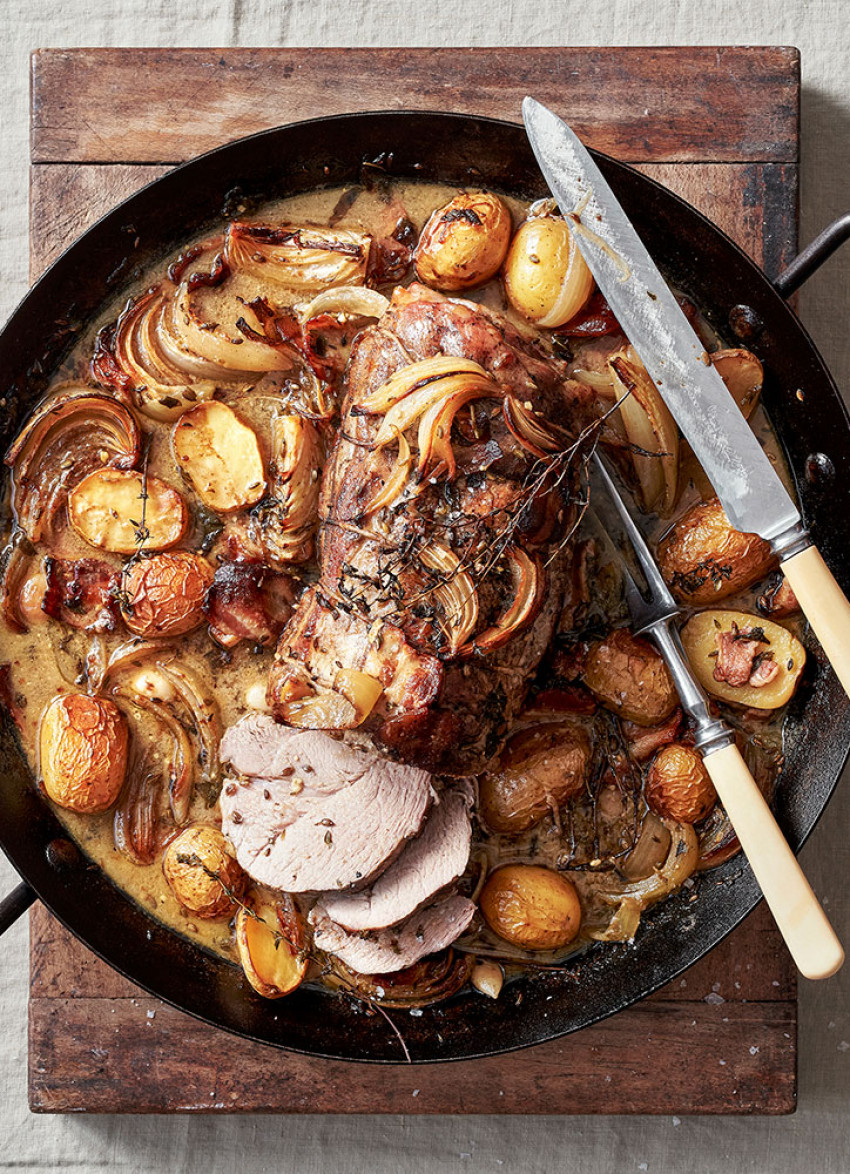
[523,96,850,700]
[591,454,843,980]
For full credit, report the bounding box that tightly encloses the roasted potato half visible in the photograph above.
[121,551,214,637]
[583,629,678,726]
[645,743,717,824]
[503,214,594,328]
[172,401,266,513]
[480,864,582,951]
[658,497,775,604]
[39,693,128,813]
[680,610,806,710]
[69,468,188,554]
[236,892,308,998]
[415,192,512,291]
[479,720,590,834]
[163,824,246,918]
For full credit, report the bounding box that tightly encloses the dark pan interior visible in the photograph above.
[1,111,848,1063]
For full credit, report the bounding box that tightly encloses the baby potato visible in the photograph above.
[583,629,678,726]
[39,693,128,813]
[479,721,590,834]
[163,824,246,919]
[645,743,717,824]
[236,893,308,998]
[414,191,512,291]
[69,468,188,554]
[480,864,581,951]
[503,215,594,328]
[172,400,266,513]
[121,551,214,637]
[658,497,774,604]
[681,610,806,710]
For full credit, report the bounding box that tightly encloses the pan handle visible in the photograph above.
[774,213,850,298]
[0,880,36,936]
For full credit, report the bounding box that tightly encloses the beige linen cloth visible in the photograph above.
[0,1,847,1170]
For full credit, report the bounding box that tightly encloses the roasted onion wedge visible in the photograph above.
[225,222,371,290]
[69,469,188,554]
[589,819,699,942]
[172,278,291,374]
[502,395,565,458]
[458,548,543,658]
[248,414,322,566]
[328,950,473,1009]
[417,542,479,657]
[360,430,412,517]
[297,286,389,322]
[607,346,679,514]
[104,642,222,819]
[92,288,218,420]
[359,356,488,414]
[5,388,141,543]
[172,401,266,513]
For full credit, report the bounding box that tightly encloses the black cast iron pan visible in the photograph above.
[1,112,849,1063]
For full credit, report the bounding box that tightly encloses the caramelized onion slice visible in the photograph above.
[172,277,291,374]
[608,346,679,514]
[328,950,473,1009]
[590,819,699,942]
[6,388,141,543]
[297,286,389,322]
[416,381,497,479]
[458,548,543,658]
[503,395,565,458]
[359,356,488,414]
[418,542,479,657]
[360,430,412,517]
[225,222,371,290]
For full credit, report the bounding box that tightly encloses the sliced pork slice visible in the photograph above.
[317,783,473,931]
[219,715,433,892]
[310,893,476,974]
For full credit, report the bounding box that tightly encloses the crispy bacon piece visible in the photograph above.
[713,623,779,688]
[205,562,296,648]
[757,574,801,619]
[622,708,684,763]
[42,558,120,633]
[555,290,620,338]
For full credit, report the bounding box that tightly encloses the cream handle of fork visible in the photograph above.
[700,742,844,980]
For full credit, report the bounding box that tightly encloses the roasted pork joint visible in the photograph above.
[269,285,595,771]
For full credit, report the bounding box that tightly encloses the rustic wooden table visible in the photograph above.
[27,45,799,1115]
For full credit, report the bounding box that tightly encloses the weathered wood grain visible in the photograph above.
[27,45,799,1116]
[31,47,800,165]
[28,995,796,1115]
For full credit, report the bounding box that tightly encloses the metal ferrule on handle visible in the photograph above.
[769,520,812,563]
[646,620,735,757]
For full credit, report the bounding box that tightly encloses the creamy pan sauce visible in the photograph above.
[0,178,797,997]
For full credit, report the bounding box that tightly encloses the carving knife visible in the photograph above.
[523,96,850,700]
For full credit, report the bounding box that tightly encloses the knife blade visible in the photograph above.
[522,96,798,543]
[523,96,850,699]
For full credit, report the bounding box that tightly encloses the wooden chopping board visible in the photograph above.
[27,46,799,1114]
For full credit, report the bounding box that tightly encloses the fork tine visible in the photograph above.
[590,452,677,611]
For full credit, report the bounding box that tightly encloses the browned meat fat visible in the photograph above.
[309,893,476,974]
[219,715,433,891]
[316,782,473,931]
